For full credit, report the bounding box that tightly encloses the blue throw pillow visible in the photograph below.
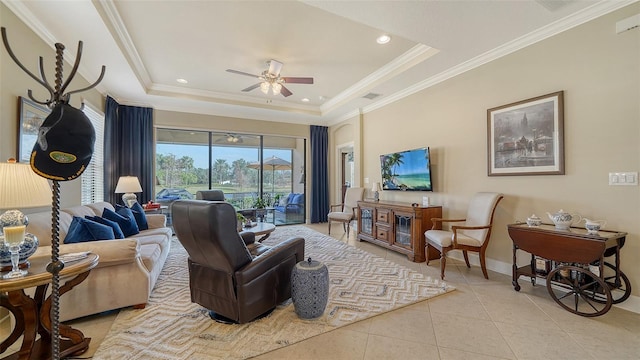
[103,207,139,237]
[130,202,149,230]
[64,216,115,244]
[290,193,303,205]
[86,216,125,239]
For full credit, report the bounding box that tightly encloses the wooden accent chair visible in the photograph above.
[327,187,364,238]
[425,192,504,279]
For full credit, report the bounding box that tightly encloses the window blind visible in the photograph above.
[81,101,105,205]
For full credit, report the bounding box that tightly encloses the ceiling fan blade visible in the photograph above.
[282,77,314,84]
[268,59,283,76]
[280,85,293,97]
[226,69,260,78]
[242,83,261,92]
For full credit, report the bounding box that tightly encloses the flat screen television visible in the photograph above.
[380,147,433,191]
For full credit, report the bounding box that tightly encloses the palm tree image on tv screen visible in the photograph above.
[380,147,432,191]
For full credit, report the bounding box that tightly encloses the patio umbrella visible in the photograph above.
[247,155,292,195]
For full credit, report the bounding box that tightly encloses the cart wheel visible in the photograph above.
[546,265,612,317]
[591,262,632,304]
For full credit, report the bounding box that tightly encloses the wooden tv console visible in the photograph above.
[356,200,442,262]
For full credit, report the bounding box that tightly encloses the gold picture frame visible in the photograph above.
[487,91,564,176]
[18,96,50,163]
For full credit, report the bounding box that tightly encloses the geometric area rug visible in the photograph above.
[92,225,455,359]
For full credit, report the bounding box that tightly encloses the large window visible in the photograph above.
[80,101,104,205]
[155,129,306,225]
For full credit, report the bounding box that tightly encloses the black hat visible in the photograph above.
[30,103,95,181]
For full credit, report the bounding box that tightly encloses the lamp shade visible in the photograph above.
[114,176,142,194]
[371,182,382,192]
[0,159,51,209]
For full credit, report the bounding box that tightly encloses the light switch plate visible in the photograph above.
[609,172,638,186]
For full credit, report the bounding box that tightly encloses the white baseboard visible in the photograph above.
[447,252,640,314]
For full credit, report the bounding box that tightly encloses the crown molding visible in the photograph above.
[1,0,109,95]
[92,0,153,89]
[2,0,56,46]
[321,44,437,115]
[361,0,638,116]
[148,83,321,116]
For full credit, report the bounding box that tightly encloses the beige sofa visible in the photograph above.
[26,202,172,321]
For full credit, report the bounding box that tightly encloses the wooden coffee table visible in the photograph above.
[0,253,99,359]
[242,222,276,241]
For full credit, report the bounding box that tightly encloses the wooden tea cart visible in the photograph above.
[507,223,630,317]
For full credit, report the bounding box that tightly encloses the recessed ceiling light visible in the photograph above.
[176,78,188,84]
[301,98,310,102]
[376,35,391,44]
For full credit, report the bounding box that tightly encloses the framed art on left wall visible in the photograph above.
[18,96,50,163]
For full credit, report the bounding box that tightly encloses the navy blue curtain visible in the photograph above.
[104,96,154,205]
[310,125,329,223]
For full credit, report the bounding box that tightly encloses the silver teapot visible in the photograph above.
[546,209,581,230]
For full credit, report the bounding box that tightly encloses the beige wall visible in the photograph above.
[335,4,640,302]
[329,115,361,205]
[1,3,105,208]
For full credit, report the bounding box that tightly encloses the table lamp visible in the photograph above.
[115,176,143,207]
[371,182,382,202]
[0,159,52,277]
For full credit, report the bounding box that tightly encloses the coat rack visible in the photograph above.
[1,26,105,360]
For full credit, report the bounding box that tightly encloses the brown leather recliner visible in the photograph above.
[171,200,305,323]
[195,190,225,201]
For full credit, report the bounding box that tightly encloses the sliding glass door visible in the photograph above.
[155,129,306,225]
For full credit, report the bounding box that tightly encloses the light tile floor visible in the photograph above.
[5,223,640,359]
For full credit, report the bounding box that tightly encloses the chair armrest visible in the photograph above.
[430,218,466,229]
[239,231,256,246]
[235,237,305,284]
[451,224,491,231]
[451,224,491,246]
[329,204,344,211]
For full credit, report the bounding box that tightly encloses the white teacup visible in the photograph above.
[585,223,601,234]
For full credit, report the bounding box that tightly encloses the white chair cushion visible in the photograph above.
[328,211,353,221]
[425,230,482,248]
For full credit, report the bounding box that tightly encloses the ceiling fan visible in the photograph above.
[214,133,243,144]
[226,59,313,97]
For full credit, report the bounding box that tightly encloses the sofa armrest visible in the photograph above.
[235,237,304,284]
[146,214,167,228]
[34,239,140,268]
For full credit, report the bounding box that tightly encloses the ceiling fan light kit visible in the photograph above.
[227,59,313,97]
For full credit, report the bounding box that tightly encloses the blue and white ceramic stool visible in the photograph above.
[291,257,329,319]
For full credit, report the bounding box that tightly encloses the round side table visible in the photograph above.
[291,257,329,319]
[0,253,99,359]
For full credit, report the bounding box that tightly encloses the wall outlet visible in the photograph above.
[609,172,638,186]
